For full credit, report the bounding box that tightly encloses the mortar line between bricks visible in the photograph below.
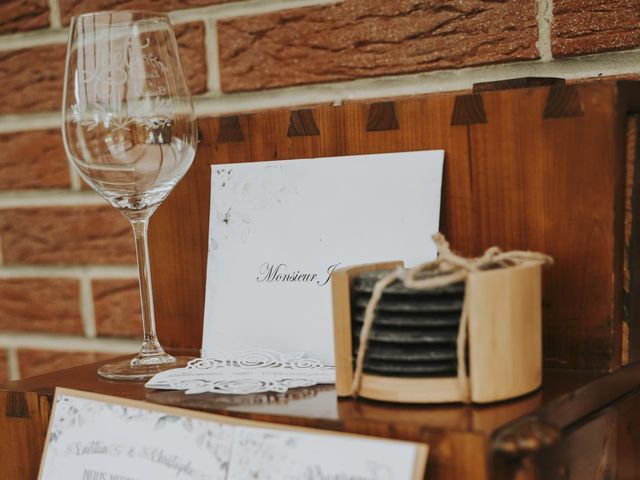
[536,0,553,62]
[0,333,139,354]
[192,51,640,115]
[79,275,97,338]
[62,126,83,191]
[204,19,222,95]
[168,0,340,23]
[0,190,106,208]
[0,111,61,133]
[0,27,68,51]
[0,265,138,279]
[69,167,83,191]
[48,0,63,29]
[2,49,640,135]
[6,348,19,381]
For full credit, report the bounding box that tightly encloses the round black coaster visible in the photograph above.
[358,343,458,362]
[350,268,464,378]
[352,311,460,328]
[361,358,458,377]
[353,327,458,344]
[353,269,465,296]
[353,293,464,313]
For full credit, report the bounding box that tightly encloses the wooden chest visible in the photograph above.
[2,79,640,480]
[150,78,640,372]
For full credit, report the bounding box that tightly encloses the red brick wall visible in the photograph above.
[0,0,639,381]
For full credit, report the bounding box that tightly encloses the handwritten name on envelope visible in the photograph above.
[39,388,428,480]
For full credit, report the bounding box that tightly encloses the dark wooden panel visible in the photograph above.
[623,113,640,363]
[467,83,620,370]
[0,391,51,480]
[492,369,640,479]
[536,409,617,479]
[148,124,212,350]
[149,81,640,369]
[491,362,640,479]
[473,77,565,93]
[613,386,640,479]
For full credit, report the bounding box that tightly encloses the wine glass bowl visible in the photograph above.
[62,11,197,380]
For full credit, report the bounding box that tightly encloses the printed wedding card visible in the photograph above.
[203,151,444,365]
[39,388,428,479]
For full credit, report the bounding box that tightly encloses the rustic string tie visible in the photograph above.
[351,233,553,401]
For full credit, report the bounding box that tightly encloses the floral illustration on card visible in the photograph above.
[47,395,233,479]
[42,393,421,480]
[212,165,300,245]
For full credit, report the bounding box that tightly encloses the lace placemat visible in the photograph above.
[145,349,335,395]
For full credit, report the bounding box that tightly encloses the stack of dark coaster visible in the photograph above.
[351,269,464,378]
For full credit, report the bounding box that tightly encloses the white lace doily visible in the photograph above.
[145,349,335,395]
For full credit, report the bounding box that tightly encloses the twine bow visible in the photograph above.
[351,233,553,401]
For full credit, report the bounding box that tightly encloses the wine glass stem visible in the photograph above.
[131,218,164,358]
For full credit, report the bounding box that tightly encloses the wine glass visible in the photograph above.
[62,11,197,380]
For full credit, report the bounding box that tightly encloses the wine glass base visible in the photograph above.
[98,355,192,381]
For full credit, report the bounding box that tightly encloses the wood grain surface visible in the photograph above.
[492,361,640,479]
[3,358,640,479]
[149,80,640,372]
[0,358,615,480]
[467,263,542,403]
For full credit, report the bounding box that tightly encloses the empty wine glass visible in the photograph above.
[62,11,197,380]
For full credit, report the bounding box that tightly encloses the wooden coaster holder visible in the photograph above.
[332,260,544,404]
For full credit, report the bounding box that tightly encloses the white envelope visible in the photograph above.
[203,150,444,364]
